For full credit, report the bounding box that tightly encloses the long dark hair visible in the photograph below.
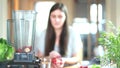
[45,2,69,57]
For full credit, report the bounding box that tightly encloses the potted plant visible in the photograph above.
[99,21,120,67]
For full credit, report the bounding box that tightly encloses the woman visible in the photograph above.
[35,2,83,67]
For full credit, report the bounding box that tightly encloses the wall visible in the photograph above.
[7,0,75,24]
[13,0,34,10]
[1,0,75,38]
[106,0,120,30]
[35,0,75,24]
[0,0,7,39]
[75,2,88,18]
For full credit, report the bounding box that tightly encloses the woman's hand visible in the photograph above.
[35,50,43,59]
[49,51,65,68]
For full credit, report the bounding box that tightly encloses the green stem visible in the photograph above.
[117,63,120,68]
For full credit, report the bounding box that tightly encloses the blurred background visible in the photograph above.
[0,0,120,62]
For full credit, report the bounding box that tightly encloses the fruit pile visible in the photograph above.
[16,46,32,53]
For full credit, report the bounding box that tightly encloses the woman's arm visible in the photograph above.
[63,47,83,65]
[64,27,83,65]
[49,48,83,67]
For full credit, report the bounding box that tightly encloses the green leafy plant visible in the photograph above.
[98,21,120,67]
[91,64,101,68]
[0,38,15,62]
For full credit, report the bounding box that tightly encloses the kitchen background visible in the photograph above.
[0,0,120,61]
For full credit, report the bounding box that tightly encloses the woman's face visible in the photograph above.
[50,9,66,30]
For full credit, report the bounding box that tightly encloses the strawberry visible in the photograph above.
[52,58,57,64]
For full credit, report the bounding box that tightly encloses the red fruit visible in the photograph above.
[23,46,32,52]
[51,56,63,65]
[52,58,57,64]
[60,62,62,65]
[16,48,22,53]
[80,66,88,68]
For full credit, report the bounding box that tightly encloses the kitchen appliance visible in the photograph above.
[7,10,40,68]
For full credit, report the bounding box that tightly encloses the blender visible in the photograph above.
[7,10,40,67]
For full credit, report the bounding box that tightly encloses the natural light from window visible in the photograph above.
[72,4,103,34]
[90,4,103,23]
[35,1,55,34]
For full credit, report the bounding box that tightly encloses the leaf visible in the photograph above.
[0,38,15,62]
[5,45,15,60]
[99,21,120,64]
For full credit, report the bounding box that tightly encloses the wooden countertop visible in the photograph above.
[64,64,80,68]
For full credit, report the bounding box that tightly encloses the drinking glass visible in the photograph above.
[40,57,51,68]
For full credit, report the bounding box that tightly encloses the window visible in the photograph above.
[35,1,55,34]
[90,4,103,23]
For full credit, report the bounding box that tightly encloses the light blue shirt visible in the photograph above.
[34,26,83,58]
